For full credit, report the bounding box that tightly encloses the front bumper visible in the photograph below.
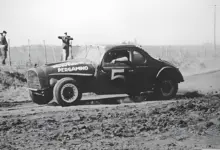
[27,87,51,96]
[27,88,38,91]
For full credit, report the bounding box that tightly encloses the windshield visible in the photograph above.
[74,46,106,64]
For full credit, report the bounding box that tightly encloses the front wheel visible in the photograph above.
[53,78,82,106]
[154,80,178,100]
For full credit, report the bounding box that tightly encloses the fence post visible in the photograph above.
[43,40,47,64]
[165,47,168,58]
[52,47,57,62]
[85,45,88,58]
[179,49,182,60]
[70,40,73,59]
[28,39,31,64]
[8,39,12,66]
[97,46,101,55]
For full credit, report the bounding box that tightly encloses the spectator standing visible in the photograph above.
[0,31,8,65]
[58,32,73,61]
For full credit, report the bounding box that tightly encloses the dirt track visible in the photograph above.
[0,70,220,149]
[180,69,220,94]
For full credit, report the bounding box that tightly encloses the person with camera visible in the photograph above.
[58,32,73,61]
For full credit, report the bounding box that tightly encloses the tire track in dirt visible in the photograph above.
[0,94,220,149]
[179,69,220,94]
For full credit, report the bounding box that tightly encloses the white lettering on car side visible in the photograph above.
[58,68,64,72]
[52,62,90,68]
[57,66,89,72]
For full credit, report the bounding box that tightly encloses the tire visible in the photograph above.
[127,91,144,102]
[154,79,178,100]
[29,90,53,105]
[127,92,140,98]
[53,77,82,106]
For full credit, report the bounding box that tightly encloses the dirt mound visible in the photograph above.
[0,95,220,149]
[175,91,204,99]
[0,68,26,90]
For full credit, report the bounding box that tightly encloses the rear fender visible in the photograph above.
[156,67,184,83]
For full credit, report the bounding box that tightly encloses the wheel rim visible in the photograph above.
[61,83,79,103]
[160,80,174,96]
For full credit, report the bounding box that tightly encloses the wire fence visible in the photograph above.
[3,41,220,71]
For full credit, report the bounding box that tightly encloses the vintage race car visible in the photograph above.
[26,45,184,106]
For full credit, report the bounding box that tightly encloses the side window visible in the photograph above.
[132,51,146,65]
[103,51,114,63]
[103,50,130,64]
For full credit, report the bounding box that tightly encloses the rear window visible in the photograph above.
[132,51,146,65]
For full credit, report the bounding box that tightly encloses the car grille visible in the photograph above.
[27,70,41,89]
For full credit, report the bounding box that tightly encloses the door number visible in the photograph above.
[111,69,125,80]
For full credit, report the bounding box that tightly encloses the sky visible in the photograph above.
[0,0,220,46]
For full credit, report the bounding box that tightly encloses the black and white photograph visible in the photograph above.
[0,0,220,149]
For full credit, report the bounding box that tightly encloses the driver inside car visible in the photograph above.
[111,55,128,63]
[109,51,129,63]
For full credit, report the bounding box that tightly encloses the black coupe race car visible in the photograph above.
[26,45,184,106]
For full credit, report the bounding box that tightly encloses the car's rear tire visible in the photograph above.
[127,92,140,98]
[53,77,82,106]
[127,91,145,102]
[29,90,53,105]
[154,79,178,100]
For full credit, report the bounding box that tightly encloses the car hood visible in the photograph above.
[26,58,97,90]
[40,58,97,76]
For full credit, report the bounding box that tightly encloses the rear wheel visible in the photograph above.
[127,92,140,98]
[127,91,145,102]
[154,79,178,100]
[53,78,82,106]
[29,90,53,105]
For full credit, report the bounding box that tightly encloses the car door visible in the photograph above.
[97,48,134,94]
[129,48,153,91]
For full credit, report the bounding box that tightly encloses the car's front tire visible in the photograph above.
[53,77,82,106]
[29,90,53,105]
[154,79,178,100]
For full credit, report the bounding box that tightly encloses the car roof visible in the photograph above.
[105,44,142,51]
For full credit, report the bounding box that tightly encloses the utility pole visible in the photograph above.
[209,5,219,55]
[214,5,216,55]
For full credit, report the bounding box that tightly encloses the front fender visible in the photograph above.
[156,67,184,83]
